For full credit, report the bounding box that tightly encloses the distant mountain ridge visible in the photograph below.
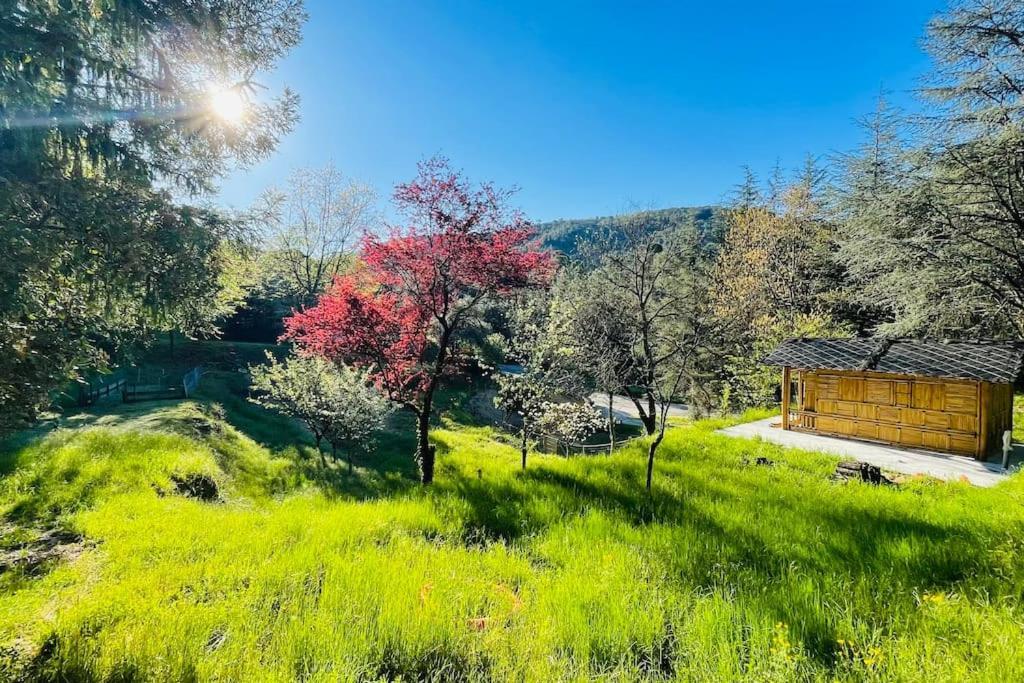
[534,206,727,256]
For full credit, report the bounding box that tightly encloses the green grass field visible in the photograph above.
[3,342,1024,681]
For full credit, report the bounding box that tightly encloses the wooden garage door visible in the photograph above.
[800,371,979,455]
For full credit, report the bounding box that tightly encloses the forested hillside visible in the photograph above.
[535,206,726,256]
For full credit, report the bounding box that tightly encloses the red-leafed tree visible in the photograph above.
[283,158,553,483]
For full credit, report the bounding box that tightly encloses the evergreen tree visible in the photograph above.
[0,1,305,429]
[837,1,1024,338]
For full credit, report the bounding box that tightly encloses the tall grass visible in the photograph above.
[2,361,1024,680]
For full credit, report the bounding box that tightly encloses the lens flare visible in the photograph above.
[208,86,246,124]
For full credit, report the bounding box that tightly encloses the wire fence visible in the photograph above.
[123,366,203,403]
[182,366,203,397]
[503,422,645,457]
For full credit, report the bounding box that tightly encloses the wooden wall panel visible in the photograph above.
[895,382,911,407]
[802,374,817,411]
[900,408,926,427]
[792,370,1007,458]
[924,411,951,430]
[877,406,900,423]
[839,377,864,402]
[912,383,945,410]
[855,421,878,439]
[949,414,977,433]
[944,383,978,414]
[816,376,839,400]
[878,424,900,442]
[922,431,948,451]
[834,401,858,418]
[864,379,894,405]
[950,434,977,453]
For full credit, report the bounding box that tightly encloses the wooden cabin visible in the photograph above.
[764,338,1024,459]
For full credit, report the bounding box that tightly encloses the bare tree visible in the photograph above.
[258,164,378,306]
[556,272,636,448]
[582,212,723,490]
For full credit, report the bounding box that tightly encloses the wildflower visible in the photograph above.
[419,581,434,606]
[467,617,489,631]
[494,583,523,613]
[771,622,792,654]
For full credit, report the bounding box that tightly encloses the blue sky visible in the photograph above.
[216,0,943,222]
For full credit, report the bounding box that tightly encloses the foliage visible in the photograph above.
[256,164,378,307]
[2,0,304,191]
[722,312,850,409]
[713,184,840,330]
[0,178,248,431]
[4,367,1024,680]
[493,290,589,467]
[553,270,637,399]
[493,373,546,466]
[837,1,1024,338]
[284,157,553,483]
[248,352,391,468]
[712,177,855,410]
[534,400,604,447]
[0,0,305,430]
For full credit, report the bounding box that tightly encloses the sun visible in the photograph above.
[208,86,247,124]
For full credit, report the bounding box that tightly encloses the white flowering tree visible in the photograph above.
[536,401,604,456]
[494,372,547,469]
[495,289,589,469]
[323,364,393,472]
[249,352,392,471]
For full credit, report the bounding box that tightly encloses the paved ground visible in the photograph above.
[589,393,689,427]
[719,417,1022,487]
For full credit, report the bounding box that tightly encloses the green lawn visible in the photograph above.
[3,343,1024,681]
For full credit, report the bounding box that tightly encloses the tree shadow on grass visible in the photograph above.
[194,370,422,498]
[501,457,991,669]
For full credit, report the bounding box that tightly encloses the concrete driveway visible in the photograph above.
[589,393,689,427]
[719,417,1021,487]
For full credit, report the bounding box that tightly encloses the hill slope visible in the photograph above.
[535,205,727,256]
[3,341,1024,680]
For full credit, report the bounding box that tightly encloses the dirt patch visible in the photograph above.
[0,526,88,577]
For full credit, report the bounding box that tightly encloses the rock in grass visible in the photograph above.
[170,472,220,502]
[834,461,894,485]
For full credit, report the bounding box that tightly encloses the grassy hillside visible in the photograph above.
[3,342,1024,681]
[535,206,727,257]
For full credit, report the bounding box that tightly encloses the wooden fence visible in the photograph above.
[77,373,127,406]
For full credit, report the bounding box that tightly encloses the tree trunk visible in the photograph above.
[415,408,435,484]
[646,433,663,491]
[315,435,326,468]
[607,391,616,451]
[644,393,657,435]
[629,394,657,436]
[347,451,354,475]
[414,323,454,485]
[520,427,528,469]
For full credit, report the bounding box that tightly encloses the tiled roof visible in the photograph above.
[763,338,1024,383]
